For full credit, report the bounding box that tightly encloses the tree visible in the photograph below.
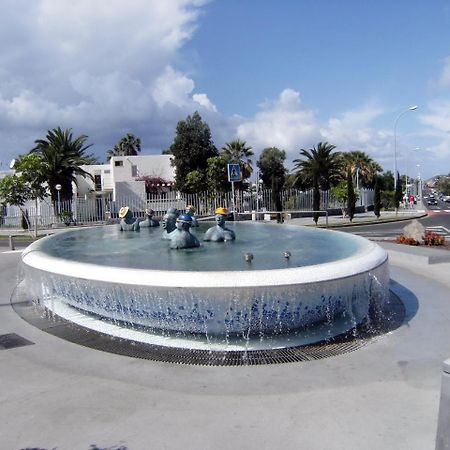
[107,133,141,160]
[30,127,96,202]
[373,174,381,218]
[394,172,403,214]
[167,111,218,192]
[293,142,342,190]
[257,147,287,222]
[347,168,356,222]
[293,142,341,224]
[330,181,349,218]
[378,170,395,191]
[206,155,230,193]
[220,139,254,185]
[0,154,49,236]
[435,175,450,195]
[330,174,358,221]
[339,150,382,188]
[184,170,206,194]
[312,179,320,224]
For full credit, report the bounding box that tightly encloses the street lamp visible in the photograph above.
[55,184,62,217]
[394,105,418,190]
[416,164,422,199]
[255,170,263,220]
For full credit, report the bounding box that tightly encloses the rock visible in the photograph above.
[403,219,425,242]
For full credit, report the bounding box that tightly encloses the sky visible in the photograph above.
[1,0,450,181]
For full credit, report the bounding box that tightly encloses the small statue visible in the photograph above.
[119,206,140,231]
[185,204,199,227]
[140,208,160,228]
[169,214,200,249]
[203,207,236,242]
[161,207,179,240]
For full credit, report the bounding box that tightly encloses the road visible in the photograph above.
[342,201,450,240]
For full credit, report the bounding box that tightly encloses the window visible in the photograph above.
[94,175,102,191]
[104,169,110,174]
[114,161,123,167]
[131,165,138,177]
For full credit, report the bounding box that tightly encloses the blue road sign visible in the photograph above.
[227,163,241,182]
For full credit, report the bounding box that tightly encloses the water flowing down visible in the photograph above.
[22,222,389,350]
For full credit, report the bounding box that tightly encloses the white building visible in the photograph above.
[75,154,176,201]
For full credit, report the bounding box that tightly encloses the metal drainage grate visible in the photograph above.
[11,287,405,366]
[0,333,34,350]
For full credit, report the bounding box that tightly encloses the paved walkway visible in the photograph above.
[1,206,449,450]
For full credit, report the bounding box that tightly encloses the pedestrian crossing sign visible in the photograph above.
[227,163,241,182]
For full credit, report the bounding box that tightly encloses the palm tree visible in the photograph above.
[293,142,342,190]
[293,142,341,224]
[339,150,382,189]
[30,127,97,202]
[107,133,141,161]
[221,139,254,180]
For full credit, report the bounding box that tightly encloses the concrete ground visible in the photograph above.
[1,211,449,450]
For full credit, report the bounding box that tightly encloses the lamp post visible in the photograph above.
[405,147,420,199]
[394,105,418,190]
[416,164,422,199]
[255,171,263,220]
[55,184,62,219]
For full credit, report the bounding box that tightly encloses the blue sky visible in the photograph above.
[1,0,450,180]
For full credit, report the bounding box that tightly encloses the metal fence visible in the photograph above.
[0,188,374,229]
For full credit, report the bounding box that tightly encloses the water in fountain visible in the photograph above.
[21,221,389,351]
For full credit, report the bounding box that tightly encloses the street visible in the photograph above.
[341,206,450,240]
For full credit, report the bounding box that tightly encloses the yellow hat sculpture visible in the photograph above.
[118,206,129,218]
[215,207,228,215]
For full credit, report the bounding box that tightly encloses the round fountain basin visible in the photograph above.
[21,222,389,336]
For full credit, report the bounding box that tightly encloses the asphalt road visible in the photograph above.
[339,194,450,239]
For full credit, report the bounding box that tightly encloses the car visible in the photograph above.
[428,198,438,206]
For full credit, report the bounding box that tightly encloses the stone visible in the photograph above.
[402,219,425,242]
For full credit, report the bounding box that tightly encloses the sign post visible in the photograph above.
[227,163,241,221]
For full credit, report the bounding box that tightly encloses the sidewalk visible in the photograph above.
[288,201,427,227]
[1,233,450,449]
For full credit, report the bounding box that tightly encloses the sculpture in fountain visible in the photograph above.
[203,207,236,242]
[139,208,160,228]
[119,206,140,231]
[21,205,389,352]
[161,207,178,239]
[185,205,199,227]
[169,214,200,249]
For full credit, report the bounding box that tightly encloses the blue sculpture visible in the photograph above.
[161,207,179,240]
[185,205,199,227]
[140,208,160,228]
[169,214,200,249]
[119,206,140,231]
[204,207,236,242]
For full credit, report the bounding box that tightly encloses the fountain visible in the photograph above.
[21,219,389,358]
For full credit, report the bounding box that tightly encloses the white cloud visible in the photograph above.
[320,103,386,151]
[192,93,217,112]
[0,0,446,181]
[429,56,450,90]
[152,66,195,108]
[0,0,211,163]
[236,89,318,158]
[417,100,450,160]
[419,99,450,133]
